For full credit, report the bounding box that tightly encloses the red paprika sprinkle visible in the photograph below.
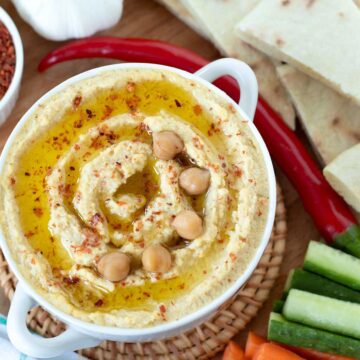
[0,21,15,100]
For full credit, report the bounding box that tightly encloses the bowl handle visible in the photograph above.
[7,284,101,358]
[195,58,258,121]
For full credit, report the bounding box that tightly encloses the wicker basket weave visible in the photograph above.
[0,183,286,360]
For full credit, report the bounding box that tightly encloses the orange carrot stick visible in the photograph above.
[254,343,305,360]
[245,332,267,358]
[222,341,245,360]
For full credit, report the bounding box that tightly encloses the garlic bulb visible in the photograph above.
[11,0,123,41]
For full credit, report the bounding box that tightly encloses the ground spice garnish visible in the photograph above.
[33,207,43,217]
[86,109,94,118]
[193,104,202,115]
[58,183,71,198]
[126,81,136,92]
[73,119,83,128]
[125,95,140,112]
[89,212,103,227]
[63,276,79,285]
[0,22,15,100]
[72,95,82,109]
[24,230,35,238]
[94,299,103,307]
[229,252,237,262]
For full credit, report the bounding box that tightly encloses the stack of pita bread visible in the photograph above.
[158,0,360,213]
[157,0,296,129]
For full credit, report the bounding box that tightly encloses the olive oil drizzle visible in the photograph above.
[14,80,234,312]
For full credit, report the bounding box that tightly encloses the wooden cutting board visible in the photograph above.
[0,0,320,354]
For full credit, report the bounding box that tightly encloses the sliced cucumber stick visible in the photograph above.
[284,289,360,339]
[268,313,360,359]
[284,268,360,303]
[335,224,360,258]
[304,241,360,290]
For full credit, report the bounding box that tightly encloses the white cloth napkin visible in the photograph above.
[0,314,85,360]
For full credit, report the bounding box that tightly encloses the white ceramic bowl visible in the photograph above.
[0,7,23,126]
[0,59,276,358]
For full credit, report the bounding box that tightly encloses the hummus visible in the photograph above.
[0,68,269,327]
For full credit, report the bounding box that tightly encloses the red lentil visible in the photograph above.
[0,21,15,100]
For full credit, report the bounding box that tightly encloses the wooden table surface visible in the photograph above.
[0,0,320,355]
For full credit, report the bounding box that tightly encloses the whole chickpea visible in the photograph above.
[153,131,184,160]
[97,252,131,282]
[142,244,172,273]
[179,167,210,195]
[172,210,204,240]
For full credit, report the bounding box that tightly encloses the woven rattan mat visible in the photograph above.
[0,183,286,360]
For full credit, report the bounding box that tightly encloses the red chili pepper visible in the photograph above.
[38,38,240,100]
[38,37,360,257]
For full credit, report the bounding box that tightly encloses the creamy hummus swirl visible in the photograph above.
[46,112,229,289]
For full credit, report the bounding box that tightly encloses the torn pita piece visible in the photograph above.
[324,144,360,212]
[156,0,210,39]
[277,65,360,165]
[161,0,296,129]
[236,0,360,106]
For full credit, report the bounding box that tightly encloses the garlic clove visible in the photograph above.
[12,0,123,41]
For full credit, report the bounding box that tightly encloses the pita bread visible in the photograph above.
[177,0,295,129]
[324,144,360,212]
[156,0,210,38]
[277,65,360,165]
[236,0,360,106]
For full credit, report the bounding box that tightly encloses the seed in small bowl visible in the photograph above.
[179,167,210,195]
[97,252,131,282]
[153,131,184,160]
[172,210,203,240]
[142,244,172,273]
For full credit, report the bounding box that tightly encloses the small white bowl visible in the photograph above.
[0,7,23,126]
[1,59,276,358]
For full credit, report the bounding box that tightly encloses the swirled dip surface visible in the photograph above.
[0,69,269,327]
